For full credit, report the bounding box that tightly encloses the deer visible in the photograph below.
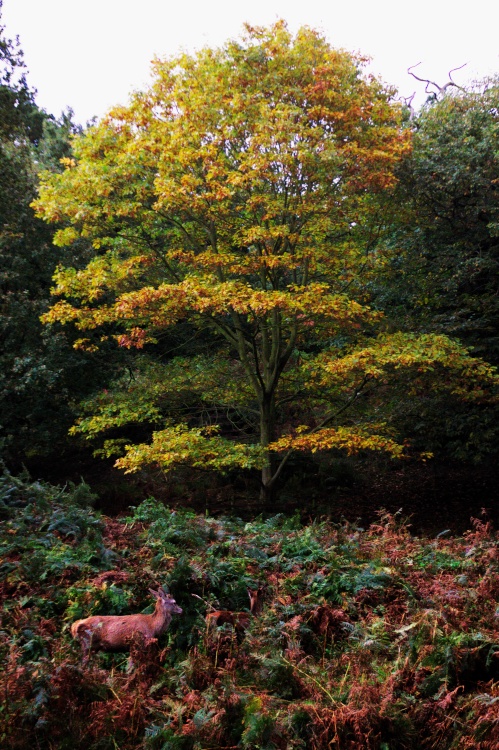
[70,587,182,661]
[205,587,263,632]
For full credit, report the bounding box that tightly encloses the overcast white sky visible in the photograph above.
[3,0,499,125]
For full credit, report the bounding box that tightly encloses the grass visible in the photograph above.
[1,468,498,749]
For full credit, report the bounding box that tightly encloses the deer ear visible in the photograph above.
[149,588,159,598]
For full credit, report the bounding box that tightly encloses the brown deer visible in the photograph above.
[71,587,182,660]
[205,587,263,632]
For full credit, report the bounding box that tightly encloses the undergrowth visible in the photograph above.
[1,469,498,748]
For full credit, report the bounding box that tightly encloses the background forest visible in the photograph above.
[1,4,498,748]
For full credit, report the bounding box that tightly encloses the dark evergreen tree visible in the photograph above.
[386,82,499,362]
[0,3,117,467]
[376,81,499,460]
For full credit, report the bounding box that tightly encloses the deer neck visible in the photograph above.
[151,604,172,635]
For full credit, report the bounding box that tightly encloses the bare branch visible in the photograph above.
[399,91,417,118]
[447,63,468,87]
[407,62,467,99]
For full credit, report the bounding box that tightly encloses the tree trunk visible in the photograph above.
[260,461,276,507]
[259,394,277,508]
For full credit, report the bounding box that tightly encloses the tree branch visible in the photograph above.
[407,62,467,99]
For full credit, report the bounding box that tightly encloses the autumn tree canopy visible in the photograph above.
[33,22,498,503]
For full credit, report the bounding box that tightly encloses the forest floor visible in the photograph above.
[1,468,499,749]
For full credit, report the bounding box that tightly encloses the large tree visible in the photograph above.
[34,23,498,503]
